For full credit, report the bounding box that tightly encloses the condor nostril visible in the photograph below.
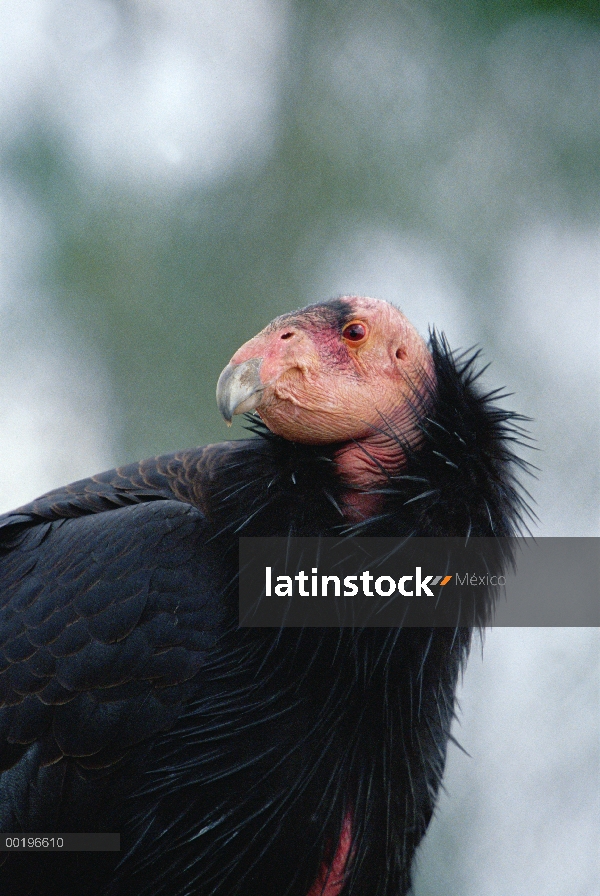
[280,332,294,340]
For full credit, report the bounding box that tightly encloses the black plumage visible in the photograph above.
[0,320,529,896]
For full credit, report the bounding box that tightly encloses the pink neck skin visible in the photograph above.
[333,402,424,522]
[334,436,405,521]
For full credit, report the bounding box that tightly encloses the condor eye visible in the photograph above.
[342,322,367,344]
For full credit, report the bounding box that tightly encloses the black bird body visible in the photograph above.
[0,329,527,896]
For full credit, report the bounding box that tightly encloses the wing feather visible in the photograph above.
[0,447,237,826]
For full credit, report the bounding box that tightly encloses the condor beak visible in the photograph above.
[216,358,265,424]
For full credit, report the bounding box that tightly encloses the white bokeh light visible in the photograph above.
[0,0,289,184]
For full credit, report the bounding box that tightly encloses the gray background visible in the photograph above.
[0,2,598,893]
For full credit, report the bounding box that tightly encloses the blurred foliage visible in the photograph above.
[2,0,598,465]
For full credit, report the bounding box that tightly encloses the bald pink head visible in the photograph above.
[217,296,435,517]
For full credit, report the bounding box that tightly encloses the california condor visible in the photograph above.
[0,296,528,896]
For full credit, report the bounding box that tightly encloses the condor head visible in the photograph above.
[217,296,434,502]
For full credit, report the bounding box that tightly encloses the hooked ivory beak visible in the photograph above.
[216,358,264,424]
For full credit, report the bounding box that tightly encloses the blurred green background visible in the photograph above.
[0,2,598,894]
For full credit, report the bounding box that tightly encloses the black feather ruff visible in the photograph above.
[108,334,531,896]
[0,334,531,896]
